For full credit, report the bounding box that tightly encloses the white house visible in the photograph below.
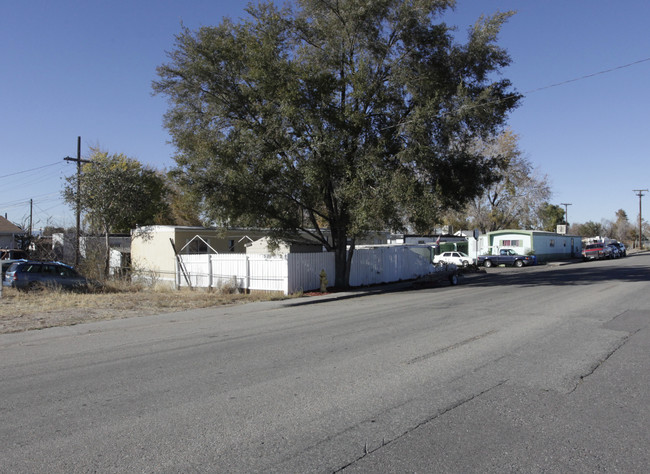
[478,229,582,262]
[0,215,24,250]
[52,233,131,274]
[131,226,392,286]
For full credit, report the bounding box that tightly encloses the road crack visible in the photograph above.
[405,330,497,365]
[567,328,640,394]
[334,379,508,472]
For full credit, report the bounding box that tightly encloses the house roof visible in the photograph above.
[485,229,581,238]
[246,236,323,247]
[0,216,24,235]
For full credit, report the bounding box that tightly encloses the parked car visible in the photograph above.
[608,241,626,257]
[3,261,94,291]
[606,244,621,258]
[582,243,610,261]
[477,249,535,268]
[1,259,27,279]
[433,251,475,267]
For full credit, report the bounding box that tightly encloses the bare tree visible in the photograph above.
[611,209,632,243]
[465,130,551,232]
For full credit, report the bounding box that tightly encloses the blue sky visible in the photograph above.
[2,1,649,232]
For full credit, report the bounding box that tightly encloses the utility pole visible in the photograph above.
[633,189,648,249]
[64,137,91,266]
[560,203,572,228]
[29,199,33,237]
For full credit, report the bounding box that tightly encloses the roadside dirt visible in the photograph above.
[0,288,286,334]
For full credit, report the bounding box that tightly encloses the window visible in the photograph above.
[187,239,208,254]
[58,266,77,277]
[41,265,56,274]
[501,240,522,247]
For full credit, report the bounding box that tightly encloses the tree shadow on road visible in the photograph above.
[283,253,650,307]
[463,253,650,288]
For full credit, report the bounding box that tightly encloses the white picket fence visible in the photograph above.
[177,245,436,294]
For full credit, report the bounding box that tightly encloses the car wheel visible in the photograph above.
[514,259,524,268]
[448,273,459,285]
[483,260,492,268]
[462,260,469,267]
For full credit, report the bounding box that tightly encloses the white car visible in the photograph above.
[433,251,475,267]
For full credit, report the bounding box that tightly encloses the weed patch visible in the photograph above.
[0,285,290,334]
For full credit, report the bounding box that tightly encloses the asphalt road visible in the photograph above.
[0,254,648,473]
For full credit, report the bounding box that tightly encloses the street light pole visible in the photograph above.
[560,203,572,229]
[633,190,648,249]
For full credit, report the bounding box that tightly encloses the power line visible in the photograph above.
[383,55,650,131]
[3,192,64,208]
[0,161,62,179]
[463,57,650,114]
[2,166,66,205]
[524,57,650,95]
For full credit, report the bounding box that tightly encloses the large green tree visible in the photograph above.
[537,202,565,232]
[63,148,169,275]
[154,0,520,287]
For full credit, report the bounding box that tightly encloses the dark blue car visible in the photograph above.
[3,261,92,291]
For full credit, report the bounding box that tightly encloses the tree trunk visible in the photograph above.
[333,230,352,289]
[334,245,347,288]
[104,227,111,279]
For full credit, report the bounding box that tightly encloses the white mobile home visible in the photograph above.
[131,225,391,285]
[0,216,24,250]
[478,230,582,263]
[131,226,273,284]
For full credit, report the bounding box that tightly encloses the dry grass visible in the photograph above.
[0,284,292,334]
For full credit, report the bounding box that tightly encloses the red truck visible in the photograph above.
[582,243,611,261]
